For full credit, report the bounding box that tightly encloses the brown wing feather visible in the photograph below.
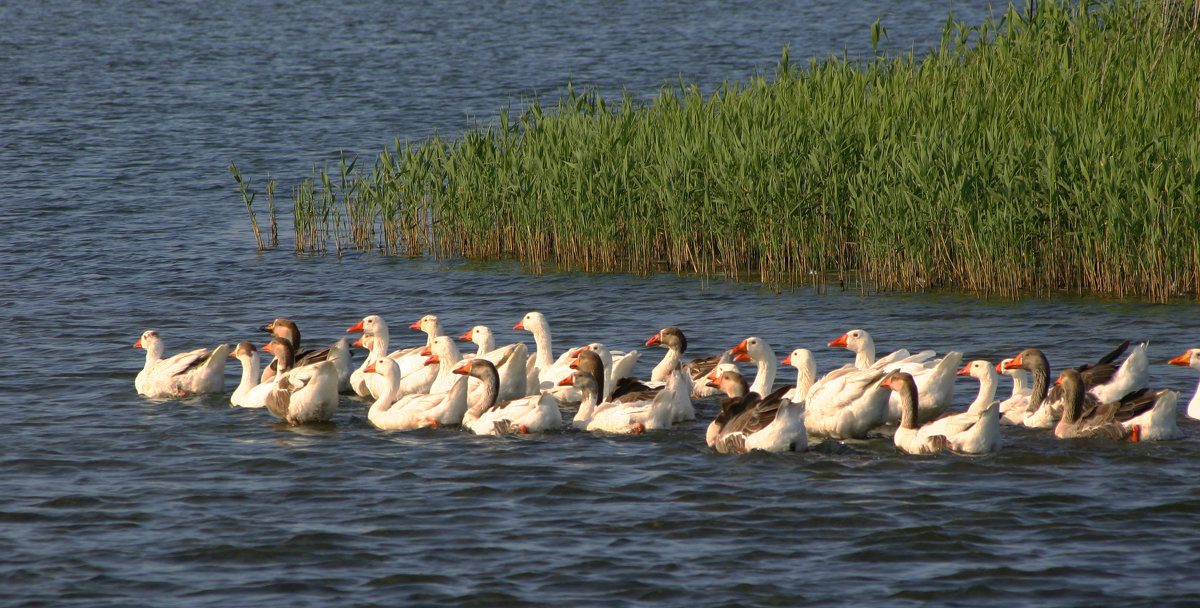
[610,376,656,402]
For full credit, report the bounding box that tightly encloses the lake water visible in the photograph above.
[5,1,1200,606]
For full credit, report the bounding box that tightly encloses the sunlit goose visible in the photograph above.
[918,359,999,437]
[802,364,890,439]
[424,336,465,394]
[730,336,778,396]
[1053,368,1178,441]
[781,348,817,403]
[363,354,470,431]
[917,360,1001,454]
[264,359,340,425]
[133,330,230,398]
[705,370,806,454]
[347,315,391,397]
[829,329,961,423]
[458,326,530,398]
[996,358,1032,425]
[229,341,269,408]
[645,327,728,398]
[515,311,581,394]
[562,350,673,434]
[1167,349,1200,419]
[455,358,562,435]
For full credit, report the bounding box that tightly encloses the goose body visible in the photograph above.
[229,341,271,408]
[884,372,951,454]
[803,365,890,439]
[706,370,806,454]
[829,329,961,423]
[133,330,230,398]
[264,360,340,424]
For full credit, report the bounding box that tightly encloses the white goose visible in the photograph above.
[455,358,562,435]
[801,364,890,439]
[229,341,270,408]
[1168,348,1200,420]
[729,336,777,396]
[828,329,962,423]
[458,326,531,402]
[995,358,1033,425]
[133,330,230,398]
[919,359,1000,437]
[514,311,582,395]
[704,370,806,454]
[781,348,817,403]
[562,350,673,434]
[362,355,470,431]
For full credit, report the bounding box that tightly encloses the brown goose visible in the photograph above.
[703,370,804,454]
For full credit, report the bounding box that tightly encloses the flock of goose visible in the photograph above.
[133,312,1200,455]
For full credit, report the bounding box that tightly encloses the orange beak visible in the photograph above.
[452,361,471,375]
[514,320,526,330]
[956,363,972,376]
[420,345,432,356]
[425,354,440,366]
[347,320,365,333]
[364,361,378,374]
[458,330,473,341]
[1168,352,1192,366]
[731,339,751,363]
[1004,353,1024,370]
[409,319,422,330]
[1054,373,1064,387]
[568,357,580,370]
[828,333,849,348]
[133,338,143,349]
[994,361,1005,373]
[558,374,575,386]
[781,353,793,366]
[645,332,662,347]
[260,343,271,353]
[352,336,365,347]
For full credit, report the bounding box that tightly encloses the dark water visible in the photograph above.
[5,1,1200,606]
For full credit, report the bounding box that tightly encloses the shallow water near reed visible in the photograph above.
[5,1,1200,606]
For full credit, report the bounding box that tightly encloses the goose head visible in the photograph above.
[261,318,300,349]
[828,329,872,353]
[262,337,296,373]
[707,369,749,398]
[230,341,258,361]
[1054,368,1085,423]
[646,327,687,353]
[514,311,547,333]
[731,336,771,363]
[1168,349,1200,371]
[134,330,164,357]
[348,315,385,336]
[410,314,443,338]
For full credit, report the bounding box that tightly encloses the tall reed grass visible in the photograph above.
[237,0,1200,300]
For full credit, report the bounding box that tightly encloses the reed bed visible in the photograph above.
[236,0,1200,300]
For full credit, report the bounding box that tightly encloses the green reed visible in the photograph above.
[237,0,1200,300]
